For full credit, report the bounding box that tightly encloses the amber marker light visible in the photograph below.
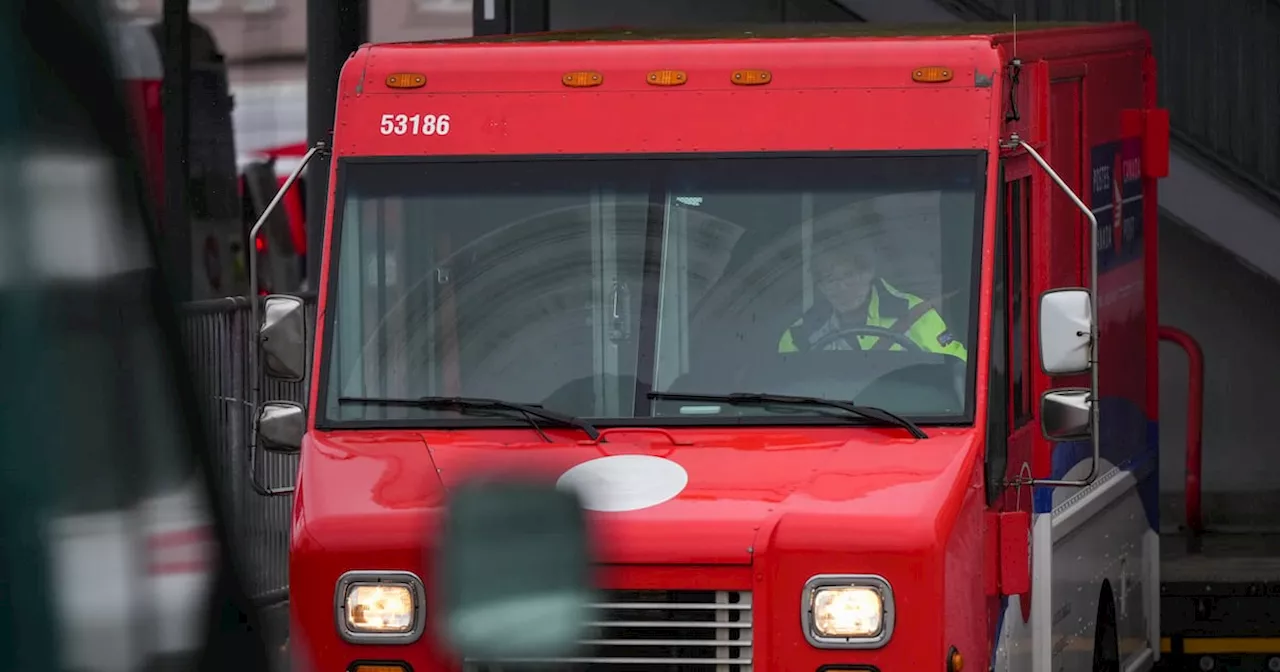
[385,73,426,89]
[911,66,954,83]
[562,71,603,87]
[731,69,772,85]
[646,70,688,86]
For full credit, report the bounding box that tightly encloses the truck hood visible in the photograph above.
[428,426,980,565]
[300,426,981,566]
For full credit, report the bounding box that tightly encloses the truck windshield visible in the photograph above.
[321,152,985,427]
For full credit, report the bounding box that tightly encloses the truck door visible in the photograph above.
[996,75,1088,497]
[993,76,1088,509]
[1034,74,1091,481]
[1048,76,1086,287]
[999,156,1038,508]
[1043,73,1092,460]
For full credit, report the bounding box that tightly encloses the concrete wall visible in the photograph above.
[1158,212,1280,530]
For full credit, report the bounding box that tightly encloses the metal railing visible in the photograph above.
[949,0,1280,206]
[179,292,316,605]
[1159,325,1205,536]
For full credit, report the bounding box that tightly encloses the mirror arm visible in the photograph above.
[246,142,324,498]
[248,141,326,402]
[1011,134,1102,489]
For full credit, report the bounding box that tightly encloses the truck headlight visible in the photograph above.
[335,570,427,644]
[802,574,894,648]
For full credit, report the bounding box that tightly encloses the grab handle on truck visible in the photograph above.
[1159,325,1205,535]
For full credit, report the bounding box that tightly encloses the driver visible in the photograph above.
[777,239,967,361]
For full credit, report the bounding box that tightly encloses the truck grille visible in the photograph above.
[465,589,754,671]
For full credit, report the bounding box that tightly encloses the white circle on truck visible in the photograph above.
[556,455,688,512]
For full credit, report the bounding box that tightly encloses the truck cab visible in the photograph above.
[248,23,1171,672]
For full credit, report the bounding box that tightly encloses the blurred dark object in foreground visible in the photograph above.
[438,477,593,663]
[0,2,595,670]
[0,0,272,670]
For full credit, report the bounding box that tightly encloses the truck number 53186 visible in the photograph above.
[380,113,451,136]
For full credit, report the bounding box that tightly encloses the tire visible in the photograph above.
[1093,580,1121,672]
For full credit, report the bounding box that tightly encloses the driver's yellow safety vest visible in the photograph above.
[778,278,968,361]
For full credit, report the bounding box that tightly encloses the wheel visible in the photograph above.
[1093,580,1121,672]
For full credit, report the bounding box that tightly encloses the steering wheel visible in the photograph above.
[805,325,925,353]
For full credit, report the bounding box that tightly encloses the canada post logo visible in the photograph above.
[1090,138,1143,273]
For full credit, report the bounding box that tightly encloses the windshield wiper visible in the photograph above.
[338,396,600,441]
[646,391,928,439]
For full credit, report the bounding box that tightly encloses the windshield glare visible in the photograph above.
[323,153,984,426]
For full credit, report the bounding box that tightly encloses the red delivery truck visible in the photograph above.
[244,22,1180,672]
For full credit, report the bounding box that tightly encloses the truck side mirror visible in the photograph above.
[1038,289,1095,445]
[1038,288,1092,376]
[260,294,307,381]
[436,477,592,663]
[256,401,305,454]
[1041,389,1092,442]
[1015,135,1101,488]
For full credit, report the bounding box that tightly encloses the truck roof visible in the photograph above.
[398,21,1113,45]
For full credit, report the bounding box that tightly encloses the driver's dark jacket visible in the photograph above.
[777,277,967,361]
